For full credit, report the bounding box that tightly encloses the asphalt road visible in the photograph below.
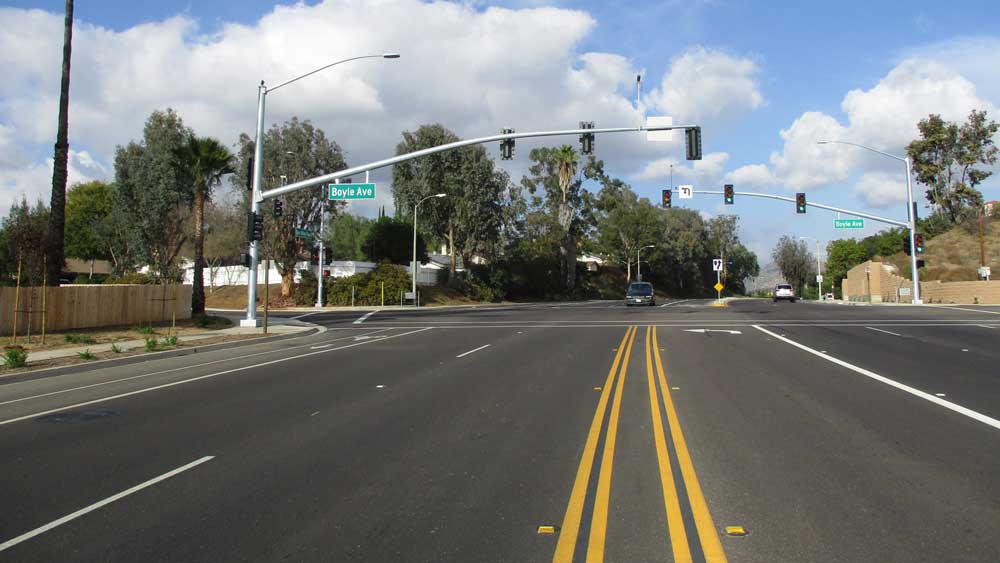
[1,299,999,561]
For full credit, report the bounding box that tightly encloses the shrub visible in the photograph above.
[78,349,96,360]
[161,335,178,347]
[104,272,156,284]
[325,263,411,306]
[72,274,109,284]
[2,347,27,369]
[110,343,123,354]
[65,333,96,345]
[293,269,320,306]
[144,337,158,352]
[192,314,231,329]
[133,325,155,335]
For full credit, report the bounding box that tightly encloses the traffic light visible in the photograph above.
[579,121,595,155]
[685,127,702,160]
[273,199,283,218]
[661,189,672,208]
[500,128,515,160]
[914,233,925,254]
[247,211,263,241]
[796,192,807,213]
[724,184,734,205]
[903,237,912,256]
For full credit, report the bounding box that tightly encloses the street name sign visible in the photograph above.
[834,218,864,229]
[329,183,376,200]
[295,228,315,240]
[678,185,693,199]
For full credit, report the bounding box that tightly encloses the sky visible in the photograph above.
[2,0,1000,262]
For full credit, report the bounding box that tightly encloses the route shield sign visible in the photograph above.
[329,183,376,200]
[834,218,864,229]
[678,185,694,199]
[713,282,724,292]
[712,258,723,271]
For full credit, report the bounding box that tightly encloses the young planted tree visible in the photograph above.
[176,137,235,315]
[907,110,999,223]
[45,0,74,286]
[2,198,50,285]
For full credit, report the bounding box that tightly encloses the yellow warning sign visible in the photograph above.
[714,282,724,292]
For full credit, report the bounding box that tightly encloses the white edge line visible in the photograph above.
[0,328,396,407]
[977,324,997,329]
[935,306,1000,315]
[0,328,433,427]
[353,310,378,324]
[456,344,491,358]
[752,325,1000,431]
[865,326,902,337]
[0,456,215,552]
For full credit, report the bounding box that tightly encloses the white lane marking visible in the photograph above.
[376,384,385,389]
[935,306,1000,315]
[353,311,378,324]
[866,326,902,337]
[0,456,214,552]
[291,312,318,320]
[978,325,997,329]
[682,329,742,334]
[0,328,395,407]
[936,393,946,397]
[310,344,333,349]
[456,344,491,358]
[0,328,433,427]
[661,299,692,307]
[753,325,1000,431]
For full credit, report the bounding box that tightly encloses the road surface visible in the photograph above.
[2,299,999,561]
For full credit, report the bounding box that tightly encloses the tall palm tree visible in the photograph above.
[45,0,74,286]
[178,137,235,315]
[553,145,580,291]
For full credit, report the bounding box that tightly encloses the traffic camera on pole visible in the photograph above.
[579,121,595,155]
[661,189,672,208]
[796,192,807,213]
[685,127,702,160]
[724,184,734,205]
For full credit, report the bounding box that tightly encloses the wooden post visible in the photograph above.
[171,284,177,336]
[11,256,21,345]
[41,259,47,345]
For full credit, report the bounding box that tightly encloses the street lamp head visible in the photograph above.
[383,53,401,59]
[435,193,447,198]
[816,141,829,145]
[644,245,656,249]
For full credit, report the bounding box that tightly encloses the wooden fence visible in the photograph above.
[0,284,192,337]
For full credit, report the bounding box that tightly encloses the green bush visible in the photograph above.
[105,272,155,285]
[78,349,96,360]
[161,335,178,347]
[293,269,320,306]
[133,325,155,335]
[144,337,158,352]
[110,343,123,353]
[2,347,27,368]
[325,263,411,306]
[461,264,509,302]
[65,333,96,345]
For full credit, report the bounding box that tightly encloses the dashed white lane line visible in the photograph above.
[353,311,378,324]
[753,325,1000,431]
[660,299,692,307]
[0,456,215,552]
[456,344,491,358]
[866,326,902,337]
[0,328,433,427]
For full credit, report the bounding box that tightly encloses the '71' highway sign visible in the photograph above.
[329,183,376,200]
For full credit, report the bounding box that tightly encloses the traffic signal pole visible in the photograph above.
[687,189,909,228]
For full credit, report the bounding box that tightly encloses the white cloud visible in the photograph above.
[647,46,764,124]
[633,151,729,185]
[733,57,998,200]
[852,171,907,208]
[0,149,107,212]
[725,163,773,188]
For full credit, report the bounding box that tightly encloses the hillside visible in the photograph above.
[880,215,999,281]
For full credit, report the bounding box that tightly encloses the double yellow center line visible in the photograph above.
[553,326,726,562]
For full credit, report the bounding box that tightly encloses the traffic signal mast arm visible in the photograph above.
[258,123,699,202]
[685,189,908,228]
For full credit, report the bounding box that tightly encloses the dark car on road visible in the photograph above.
[625,282,656,306]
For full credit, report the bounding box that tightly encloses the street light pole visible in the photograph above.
[413,194,446,306]
[637,245,655,282]
[315,187,329,308]
[817,140,922,304]
[242,53,400,327]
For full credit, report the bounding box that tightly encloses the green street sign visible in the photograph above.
[295,228,315,240]
[329,182,376,200]
[834,218,864,229]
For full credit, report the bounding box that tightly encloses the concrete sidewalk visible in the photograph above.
[23,322,317,364]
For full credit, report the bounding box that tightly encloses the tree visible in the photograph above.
[594,188,660,281]
[772,235,814,295]
[45,0,74,287]
[176,136,235,315]
[554,145,581,291]
[65,181,114,276]
[326,214,372,261]
[907,110,999,223]
[113,109,194,280]
[360,216,428,265]
[826,239,867,297]
[2,198,50,286]
[656,208,708,295]
[234,117,347,297]
[726,243,760,295]
[201,195,248,287]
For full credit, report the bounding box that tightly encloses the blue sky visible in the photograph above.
[3,0,999,262]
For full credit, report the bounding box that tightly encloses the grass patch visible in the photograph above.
[64,333,97,345]
[144,337,159,352]
[77,349,96,360]
[160,335,178,348]
[110,343,124,354]
[3,347,27,369]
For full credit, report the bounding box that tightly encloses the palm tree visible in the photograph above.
[178,137,235,315]
[553,145,580,291]
[45,0,74,286]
